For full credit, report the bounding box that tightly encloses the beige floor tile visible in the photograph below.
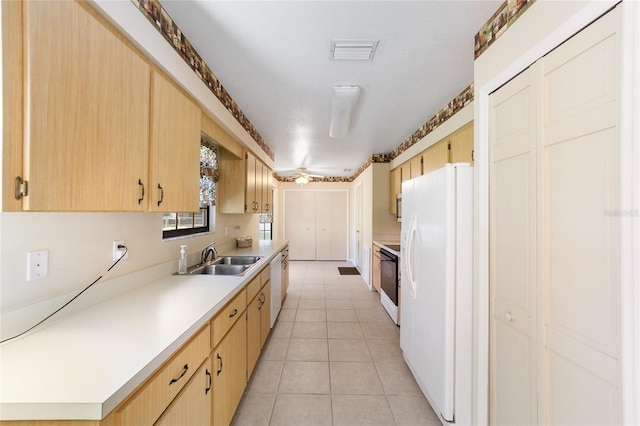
[332,395,395,426]
[279,361,330,394]
[330,362,384,395]
[291,322,328,339]
[361,322,400,340]
[326,309,358,322]
[351,298,383,310]
[387,394,441,425]
[295,309,327,322]
[260,338,289,361]
[366,339,405,363]
[356,308,393,323]
[271,321,293,339]
[231,392,276,426]
[277,309,297,322]
[286,338,328,362]
[349,289,378,300]
[327,322,364,339]
[270,394,332,426]
[281,297,299,309]
[375,362,422,395]
[325,299,354,310]
[298,298,326,310]
[328,339,373,362]
[247,360,284,393]
[324,289,347,299]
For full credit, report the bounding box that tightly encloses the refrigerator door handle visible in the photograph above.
[406,215,417,298]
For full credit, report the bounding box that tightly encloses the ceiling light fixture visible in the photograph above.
[295,175,309,185]
[329,85,360,139]
[330,40,379,61]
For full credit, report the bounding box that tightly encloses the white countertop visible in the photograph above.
[0,240,288,421]
[373,240,401,257]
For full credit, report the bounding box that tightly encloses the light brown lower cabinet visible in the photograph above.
[116,325,210,425]
[155,358,212,426]
[372,244,381,293]
[212,316,247,426]
[259,282,271,349]
[247,289,262,378]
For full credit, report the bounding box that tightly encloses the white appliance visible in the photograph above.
[400,164,473,425]
[270,253,282,327]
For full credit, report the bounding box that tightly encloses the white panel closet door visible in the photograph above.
[315,192,332,260]
[330,191,348,260]
[489,67,538,425]
[285,191,316,260]
[489,7,621,425]
[541,10,620,425]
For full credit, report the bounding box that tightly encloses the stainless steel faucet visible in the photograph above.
[201,242,217,264]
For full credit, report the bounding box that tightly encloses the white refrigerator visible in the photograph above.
[400,163,473,425]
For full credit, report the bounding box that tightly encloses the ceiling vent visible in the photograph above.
[330,40,379,61]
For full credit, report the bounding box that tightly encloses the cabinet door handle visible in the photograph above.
[471,149,475,162]
[169,364,189,385]
[138,179,145,204]
[216,354,223,376]
[229,308,238,318]
[205,368,212,394]
[157,184,164,207]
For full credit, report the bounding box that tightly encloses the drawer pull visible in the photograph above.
[169,364,189,385]
[205,368,212,395]
[138,179,145,204]
[157,184,164,207]
[216,353,223,376]
[229,308,238,318]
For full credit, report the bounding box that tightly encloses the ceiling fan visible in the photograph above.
[276,167,325,184]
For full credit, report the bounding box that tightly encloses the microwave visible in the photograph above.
[396,194,402,222]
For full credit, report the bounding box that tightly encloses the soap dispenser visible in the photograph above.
[178,245,188,274]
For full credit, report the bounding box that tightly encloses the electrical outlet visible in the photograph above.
[113,240,128,261]
[27,250,48,281]
[224,226,229,236]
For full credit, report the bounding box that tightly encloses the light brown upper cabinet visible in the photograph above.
[262,166,273,214]
[449,121,474,165]
[19,0,151,211]
[389,167,401,215]
[422,139,450,175]
[149,71,201,212]
[410,155,423,179]
[245,151,260,213]
[217,148,246,214]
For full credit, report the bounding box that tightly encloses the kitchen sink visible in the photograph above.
[188,263,251,275]
[181,255,263,276]
[214,256,262,265]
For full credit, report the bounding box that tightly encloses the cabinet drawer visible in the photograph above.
[260,265,270,286]
[117,324,210,425]
[246,275,261,302]
[211,289,246,348]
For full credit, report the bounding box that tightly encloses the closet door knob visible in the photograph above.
[505,312,514,322]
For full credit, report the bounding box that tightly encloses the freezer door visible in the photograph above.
[412,165,457,422]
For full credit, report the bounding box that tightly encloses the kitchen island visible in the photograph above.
[0,240,288,423]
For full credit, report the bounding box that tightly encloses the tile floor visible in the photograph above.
[232,261,441,426]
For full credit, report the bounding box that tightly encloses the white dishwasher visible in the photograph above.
[270,253,283,327]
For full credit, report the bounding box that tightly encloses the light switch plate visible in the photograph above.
[27,250,48,281]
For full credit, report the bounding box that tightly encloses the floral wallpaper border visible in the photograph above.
[474,0,536,59]
[130,0,499,183]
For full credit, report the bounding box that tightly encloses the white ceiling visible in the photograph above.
[161,1,501,178]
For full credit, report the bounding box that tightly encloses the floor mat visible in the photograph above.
[338,267,360,275]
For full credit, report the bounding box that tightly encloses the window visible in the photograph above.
[162,139,218,239]
[259,213,273,240]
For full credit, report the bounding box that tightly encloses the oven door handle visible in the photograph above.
[406,214,417,298]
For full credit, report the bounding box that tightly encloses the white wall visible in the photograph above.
[472,1,638,424]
